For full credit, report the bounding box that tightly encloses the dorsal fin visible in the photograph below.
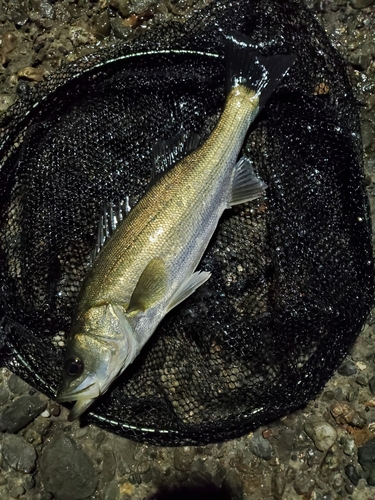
[90,197,131,263]
[151,131,201,184]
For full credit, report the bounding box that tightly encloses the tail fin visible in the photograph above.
[225,31,295,112]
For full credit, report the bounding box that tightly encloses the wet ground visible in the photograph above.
[0,0,375,499]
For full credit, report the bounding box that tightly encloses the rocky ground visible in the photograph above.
[0,0,375,499]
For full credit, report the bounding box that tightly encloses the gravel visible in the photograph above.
[0,0,375,499]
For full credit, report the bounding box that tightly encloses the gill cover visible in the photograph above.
[56,304,137,420]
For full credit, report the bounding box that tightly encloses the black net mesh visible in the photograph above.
[0,0,373,445]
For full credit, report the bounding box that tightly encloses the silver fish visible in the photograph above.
[56,32,294,420]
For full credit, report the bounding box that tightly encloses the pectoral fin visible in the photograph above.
[228,157,267,207]
[167,270,211,313]
[127,258,167,314]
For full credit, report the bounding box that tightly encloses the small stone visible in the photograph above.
[136,460,150,474]
[338,360,357,376]
[293,476,315,495]
[358,438,375,485]
[349,0,374,7]
[271,471,286,499]
[8,374,29,394]
[248,431,273,460]
[344,464,361,486]
[39,0,55,19]
[12,13,29,27]
[368,375,375,395]
[348,53,372,71]
[321,447,339,472]
[104,480,121,500]
[0,384,9,405]
[0,474,7,486]
[304,421,337,452]
[356,375,367,387]
[119,481,135,496]
[0,395,47,433]
[91,12,111,37]
[1,434,37,473]
[342,437,356,456]
[330,402,366,428]
[39,433,98,500]
[10,485,25,498]
[49,404,60,417]
[109,0,132,17]
[23,475,35,490]
[68,26,96,47]
[17,67,46,82]
[346,388,358,402]
[174,446,195,471]
[24,428,43,446]
[41,409,50,418]
[356,361,367,371]
[1,32,17,65]
[0,95,14,114]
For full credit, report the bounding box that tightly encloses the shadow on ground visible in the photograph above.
[149,483,233,500]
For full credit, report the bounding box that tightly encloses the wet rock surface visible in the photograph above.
[39,433,98,500]
[0,0,375,499]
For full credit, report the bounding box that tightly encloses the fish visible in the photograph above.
[56,32,295,420]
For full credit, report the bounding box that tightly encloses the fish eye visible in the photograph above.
[63,357,84,377]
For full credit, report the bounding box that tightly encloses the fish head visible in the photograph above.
[56,303,136,421]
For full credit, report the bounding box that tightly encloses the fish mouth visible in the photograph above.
[67,398,95,421]
[56,374,100,403]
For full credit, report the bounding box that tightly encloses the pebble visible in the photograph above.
[368,375,375,395]
[342,437,356,456]
[0,384,9,405]
[8,374,30,394]
[293,476,315,495]
[49,404,61,417]
[247,431,273,460]
[1,32,18,65]
[23,475,35,490]
[17,67,45,82]
[356,361,367,371]
[1,434,37,473]
[271,471,286,499]
[39,0,56,19]
[338,360,357,376]
[0,395,47,433]
[358,438,375,485]
[304,421,337,452]
[0,95,14,114]
[104,480,121,500]
[356,375,368,387]
[350,0,374,7]
[330,402,366,428]
[39,433,98,500]
[174,446,196,471]
[344,464,361,486]
[10,485,25,498]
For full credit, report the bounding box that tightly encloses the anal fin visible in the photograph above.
[228,157,267,207]
[167,270,211,313]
